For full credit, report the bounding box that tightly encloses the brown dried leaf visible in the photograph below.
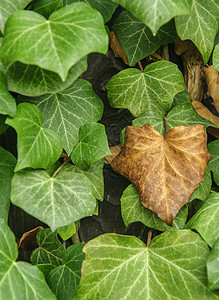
[192,100,219,128]
[105,144,122,164]
[111,124,210,226]
[204,65,219,112]
[17,226,43,250]
[109,31,129,65]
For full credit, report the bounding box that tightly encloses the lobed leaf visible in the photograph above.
[0,70,16,117]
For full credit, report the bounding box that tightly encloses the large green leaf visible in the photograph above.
[207,238,219,291]
[106,60,185,117]
[175,0,219,64]
[112,11,176,65]
[71,122,110,169]
[0,70,16,117]
[185,192,219,247]
[0,147,16,221]
[20,79,103,155]
[0,3,108,81]
[208,140,219,185]
[0,218,55,299]
[6,103,62,172]
[74,231,217,299]
[121,185,188,231]
[190,165,212,202]
[111,0,191,34]
[5,57,87,96]
[11,164,96,231]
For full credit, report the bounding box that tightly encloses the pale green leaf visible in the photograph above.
[0,218,55,299]
[112,11,176,65]
[208,140,219,186]
[6,103,63,172]
[190,165,212,201]
[74,231,217,299]
[20,79,103,155]
[172,89,191,106]
[185,192,219,247]
[0,70,16,117]
[5,57,87,96]
[213,43,219,71]
[0,147,16,221]
[0,3,108,81]
[175,0,219,64]
[57,221,76,241]
[207,238,219,291]
[106,60,185,117]
[72,122,110,169]
[11,164,96,231]
[121,185,188,231]
[34,0,63,18]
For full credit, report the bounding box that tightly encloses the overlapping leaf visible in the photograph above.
[0,3,108,80]
[175,0,219,63]
[0,70,16,117]
[6,103,63,171]
[190,165,212,202]
[172,89,191,106]
[0,219,55,299]
[74,231,217,299]
[207,238,219,291]
[185,192,219,247]
[112,11,176,65]
[208,140,219,185]
[106,60,185,117]
[34,0,63,18]
[21,79,103,155]
[57,222,76,241]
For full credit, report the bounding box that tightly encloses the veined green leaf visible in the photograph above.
[6,103,63,172]
[207,238,219,291]
[57,221,76,241]
[132,110,165,135]
[190,165,212,202]
[0,3,108,81]
[34,0,63,18]
[172,89,191,106]
[0,70,16,117]
[208,140,219,186]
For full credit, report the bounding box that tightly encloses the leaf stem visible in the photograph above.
[146,229,152,247]
[52,156,71,178]
[164,115,168,134]
[138,61,144,72]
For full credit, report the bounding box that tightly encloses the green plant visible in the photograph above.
[0,0,218,299]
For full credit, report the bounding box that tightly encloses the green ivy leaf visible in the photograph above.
[121,185,188,231]
[74,231,217,299]
[0,219,55,299]
[207,238,219,291]
[112,11,176,65]
[185,192,219,247]
[65,0,118,23]
[72,122,110,169]
[111,0,192,35]
[5,57,87,97]
[208,140,219,185]
[20,79,103,155]
[132,110,165,135]
[0,115,8,134]
[0,70,16,117]
[11,164,96,231]
[0,3,108,81]
[34,0,63,18]
[57,221,76,241]
[106,60,185,117]
[6,103,62,172]
[172,89,191,106]
[213,43,219,71]
[190,165,212,202]
[175,0,219,64]
[0,147,16,221]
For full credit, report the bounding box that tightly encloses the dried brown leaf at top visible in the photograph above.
[17,226,43,250]
[111,124,210,226]
[204,65,219,112]
[109,31,129,65]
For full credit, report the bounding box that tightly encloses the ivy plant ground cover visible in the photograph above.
[0,0,219,299]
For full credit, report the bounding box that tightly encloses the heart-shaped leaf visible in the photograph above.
[112,11,176,65]
[0,70,16,117]
[175,0,218,64]
[74,231,217,299]
[111,124,210,225]
[207,238,219,291]
[6,103,63,171]
[20,79,103,155]
[106,60,185,117]
[208,140,219,186]
[0,3,108,80]
[0,218,55,299]
[11,164,97,231]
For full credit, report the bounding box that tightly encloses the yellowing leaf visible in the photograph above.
[192,100,219,128]
[204,65,219,112]
[109,31,129,65]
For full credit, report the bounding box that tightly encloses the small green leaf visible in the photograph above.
[0,3,108,81]
[207,238,219,291]
[6,103,63,172]
[121,184,188,231]
[132,110,165,135]
[0,147,16,221]
[190,165,212,202]
[208,140,219,185]
[112,11,176,65]
[185,192,219,247]
[57,222,76,241]
[11,164,96,231]
[72,122,110,169]
[172,89,191,106]
[31,229,65,266]
[213,43,219,71]
[34,0,63,18]
[74,231,217,299]
[175,0,219,64]
[0,219,55,299]
[106,60,185,117]
[0,70,16,117]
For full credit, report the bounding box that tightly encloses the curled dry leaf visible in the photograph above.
[204,65,219,112]
[109,31,129,65]
[17,226,43,251]
[111,124,210,226]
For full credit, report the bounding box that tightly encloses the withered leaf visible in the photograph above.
[109,31,129,65]
[17,226,43,251]
[204,65,219,112]
[111,124,210,225]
